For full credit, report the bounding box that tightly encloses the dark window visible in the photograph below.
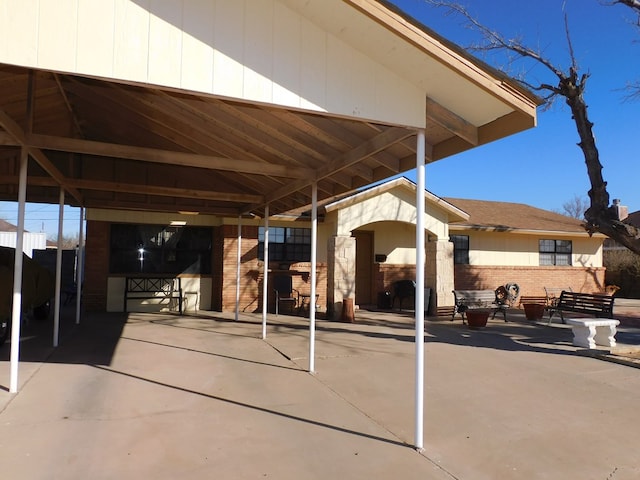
[539,239,572,266]
[258,227,311,262]
[450,235,469,265]
[110,224,212,274]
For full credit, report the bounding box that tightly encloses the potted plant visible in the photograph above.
[522,303,545,321]
[466,309,490,328]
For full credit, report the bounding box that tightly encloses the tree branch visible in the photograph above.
[427,0,640,254]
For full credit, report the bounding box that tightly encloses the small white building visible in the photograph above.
[0,220,47,258]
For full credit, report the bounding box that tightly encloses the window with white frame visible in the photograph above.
[539,239,572,266]
[258,227,311,262]
[450,235,470,265]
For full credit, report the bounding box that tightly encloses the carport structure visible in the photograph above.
[0,0,538,449]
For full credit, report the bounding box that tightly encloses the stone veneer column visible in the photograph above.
[327,235,356,320]
[426,240,454,313]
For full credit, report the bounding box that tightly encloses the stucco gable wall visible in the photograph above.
[461,230,603,267]
[335,190,450,239]
[0,0,425,127]
[356,221,414,264]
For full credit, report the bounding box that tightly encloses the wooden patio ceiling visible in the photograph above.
[0,64,477,218]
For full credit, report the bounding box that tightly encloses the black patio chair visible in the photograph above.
[273,275,299,315]
[391,280,416,311]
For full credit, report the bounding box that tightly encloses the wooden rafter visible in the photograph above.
[68,178,263,204]
[27,133,314,179]
[0,107,83,203]
[426,97,478,146]
[255,126,413,210]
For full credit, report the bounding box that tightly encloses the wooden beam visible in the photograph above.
[68,177,263,204]
[255,127,413,209]
[426,98,478,146]
[27,133,313,179]
[63,77,281,195]
[54,73,84,137]
[0,107,83,203]
[0,132,19,145]
[317,127,413,179]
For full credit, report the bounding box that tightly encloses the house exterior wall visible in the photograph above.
[83,211,329,314]
[453,265,607,301]
[324,184,463,315]
[84,220,110,312]
[446,230,606,306]
[459,230,603,267]
[0,0,425,127]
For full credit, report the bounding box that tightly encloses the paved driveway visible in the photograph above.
[1,308,639,479]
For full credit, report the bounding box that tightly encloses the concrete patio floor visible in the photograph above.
[1,305,639,479]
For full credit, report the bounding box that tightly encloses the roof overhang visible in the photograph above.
[0,0,539,218]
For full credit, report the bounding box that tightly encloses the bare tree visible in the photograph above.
[610,0,640,14]
[607,1,640,99]
[561,195,590,220]
[427,1,640,254]
[49,233,80,250]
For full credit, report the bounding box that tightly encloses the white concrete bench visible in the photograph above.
[565,318,620,349]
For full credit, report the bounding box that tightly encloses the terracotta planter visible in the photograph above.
[466,309,489,329]
[523,303,545,321]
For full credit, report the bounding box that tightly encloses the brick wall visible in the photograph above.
[218,224,328,313]
[83,220,110,311]
[375,264,417,293]
[220,224,261,312]
[453,265,607,298]
[211,226,223,311]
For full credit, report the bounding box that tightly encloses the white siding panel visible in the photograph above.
[37,0,78,72]
[299,17,325,111]
[243,0,274,103]
[212,0,244,99]
[0,231,47,257]
[272,1,300,107]
[77,0,115,77]
[0,0,427,126]
[325,34,353,117]
[148,0,183,87]
[113,0,150,82]
[375,69,425,128]
[0,0,39,67]
[181,0,215,92]
[107,277,124,311]
[348,48,377,119]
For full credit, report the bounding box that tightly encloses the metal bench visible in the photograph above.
[548,291,614,325]
[452,288,508,323]
[124,276,183,314]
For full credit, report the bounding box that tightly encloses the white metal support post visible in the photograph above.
[9,148,28,393]
[235,215,242,321]
[53,189,64,347]
[415,129,426,451]
[261,206,269,339]
[308,182,318,373]
[75,207,84,324]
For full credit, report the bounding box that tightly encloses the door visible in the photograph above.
[354,230,373,306]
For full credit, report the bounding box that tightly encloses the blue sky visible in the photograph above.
[389,0,640,213]
[2,0,638,239]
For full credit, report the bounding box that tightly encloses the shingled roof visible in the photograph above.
[444,198,590,234]
[625,210,640,228]
[0,219,18,232]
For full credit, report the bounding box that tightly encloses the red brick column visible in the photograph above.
[83,220,110,311]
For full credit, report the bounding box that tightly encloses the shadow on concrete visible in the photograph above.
[89,363,409,449]
[0,308,126,367]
